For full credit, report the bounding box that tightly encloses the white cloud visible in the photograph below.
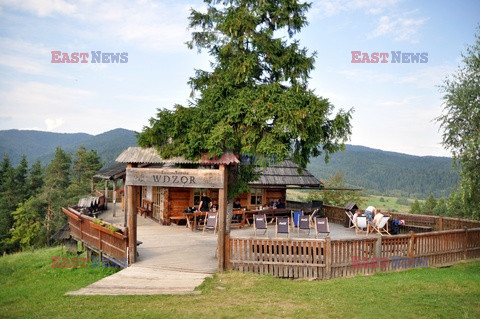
[310,0,401,19]
[0,0,193,53]
[0,0,76,16]
[45,118,64,131]
[0,81,93,131]
[368,13,428,42]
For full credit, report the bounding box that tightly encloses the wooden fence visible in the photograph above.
[322,204,480,231]
[228,228,480,279]
[62,207,129,264]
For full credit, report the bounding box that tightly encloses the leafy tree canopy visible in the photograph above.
[437,26,480,219]
[138,0,352,197]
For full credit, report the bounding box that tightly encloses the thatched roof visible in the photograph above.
[251,159,321,187]
[116,147,241,165]
[94,162,127,180]
[113,147,321,187]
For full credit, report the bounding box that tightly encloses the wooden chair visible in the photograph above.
[297,215,311,236]
[355,216,368,236]
[203,212,218,235]
[315,217,330,238]
[253,214,267,236]
[137,199,153,218]
[231,209,245,228]
[370,216,391,236]
[345,211,356,229]
[275,217,290,238]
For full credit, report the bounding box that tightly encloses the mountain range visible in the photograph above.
[0,128,458,199]
[0,128,137,168]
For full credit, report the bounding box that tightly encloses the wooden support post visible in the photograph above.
[325,237,332,280]
[124,182,128,226]
[408,231,415,259]
[438,216,443,231]
[217,165,228,272]
[463,227,468,260]
[113,179,117,217]
[127,164,137,264]
[375,235,382,271]
[104,180,108,210]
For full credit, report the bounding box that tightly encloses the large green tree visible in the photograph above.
[139,0,352,205]
[436,27,480,219]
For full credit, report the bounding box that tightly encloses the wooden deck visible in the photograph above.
[67,204,217,295]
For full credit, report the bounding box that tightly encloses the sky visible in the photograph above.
[0,0,479,157]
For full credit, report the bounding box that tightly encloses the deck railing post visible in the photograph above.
[375,236,382,272]
[408,231,415,259]
[325,237,332,280]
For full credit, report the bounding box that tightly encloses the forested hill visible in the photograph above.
[307,145,459,199]
[0,128,137,167]
[1,129,458,198]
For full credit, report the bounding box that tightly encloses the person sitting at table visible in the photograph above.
[276,198,285,209]
[352,209,363,226]
[233,198,242,209]
[211,200,219,211]
[269,198,280,209]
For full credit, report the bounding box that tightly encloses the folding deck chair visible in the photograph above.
[370,216,391,236]
[345,211,356,229]
[355,216,369,236]
[315,217,330,238]
[203,212,218,235]
[297,215,311,236]
[275,217,290,238]
[253,214,267,236]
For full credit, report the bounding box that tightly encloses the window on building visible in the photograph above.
[250,188,263,205]
[193,188,207,206]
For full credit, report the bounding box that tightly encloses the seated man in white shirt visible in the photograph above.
[369,210,384,232]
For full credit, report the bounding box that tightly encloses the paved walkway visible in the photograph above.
[67,204,375,295]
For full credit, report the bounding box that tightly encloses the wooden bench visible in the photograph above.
[137,199,153,218]
[400,224,433,233]
[169,214,188,226]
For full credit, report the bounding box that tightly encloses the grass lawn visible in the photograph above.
[1,246,479,319]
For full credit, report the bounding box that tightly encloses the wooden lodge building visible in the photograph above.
[96,147,322,224]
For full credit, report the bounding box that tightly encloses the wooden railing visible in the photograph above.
[321,204,480,231]
[228,228,480,279]
[62,207,129,264]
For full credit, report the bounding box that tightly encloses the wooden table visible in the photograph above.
[185,211,208,231]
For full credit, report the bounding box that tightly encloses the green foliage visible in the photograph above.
[0,128,137,167]
[6,197,45,250]
[379,197,385,202]
[434,198,448,216]
[307,145,459,199]
[422,195,437,215]
[1,247,480,318]
[92,218,104,226]
[1,146,107,253]
[436,27,480,220]
[410,199,422,215]
[396,197,410,206]
[308,172,363,207]
[447,189,465,218]
[138,0,352,198]
[28,160,44,196]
